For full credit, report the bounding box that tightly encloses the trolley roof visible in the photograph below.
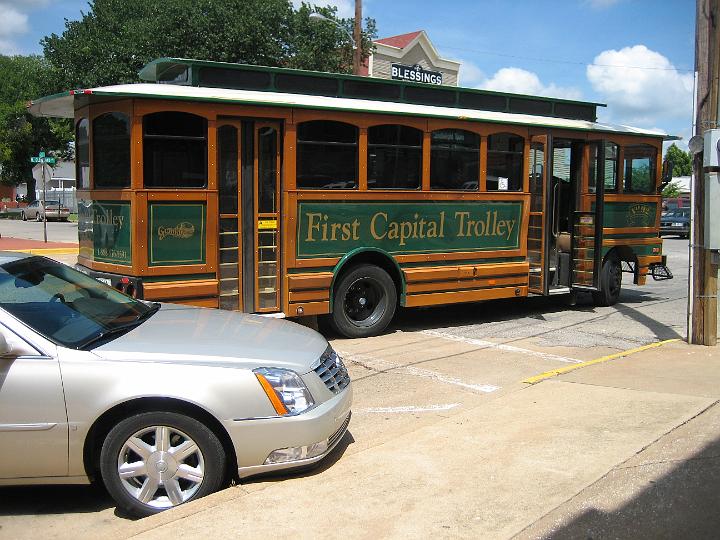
[29,58,676,140]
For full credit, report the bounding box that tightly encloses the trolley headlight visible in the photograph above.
[254,367,315,415]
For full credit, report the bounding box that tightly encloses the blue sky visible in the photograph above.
[1,0,695,148]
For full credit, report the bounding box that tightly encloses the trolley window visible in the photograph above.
[624,145,656,194]
[368,124,422,190]
[93,112,130,188]
[76,118,89,189]
[430,129,480,191]
[297,120,358,189]
[487,133,524,191]
[143,112,208,188]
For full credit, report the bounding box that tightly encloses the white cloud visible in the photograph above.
[587,45,693,127]
[476,67,583,100]
[457,59,485,87]
[0,4,28,38]
[0,0,48,54]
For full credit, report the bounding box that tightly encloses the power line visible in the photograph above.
[437,44,694,73]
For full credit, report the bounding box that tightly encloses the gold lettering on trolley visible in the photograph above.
[455,210,516,240]
[302,208,517,247]
[158,222,195,241]
[306,213,360,242]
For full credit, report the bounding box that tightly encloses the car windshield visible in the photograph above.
[0,256,156,349]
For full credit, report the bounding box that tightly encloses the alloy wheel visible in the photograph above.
[116,425,205,509]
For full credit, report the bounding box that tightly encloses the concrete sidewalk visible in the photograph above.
[93,339,719,540]
[0,236,78,255]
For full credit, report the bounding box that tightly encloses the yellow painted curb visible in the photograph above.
[523,338,681,385]
[13,248,79,255]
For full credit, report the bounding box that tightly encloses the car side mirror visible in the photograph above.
[0,330,11,357]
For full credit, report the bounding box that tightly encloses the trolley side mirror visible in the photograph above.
[660,158,674,191]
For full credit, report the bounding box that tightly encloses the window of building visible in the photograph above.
[589,141,619,192]
[76,118,89,189]
[143,112,207,188]
[368,124,422,190]
[430,129,480,190]
[93,112,130,188]
[487,133,524,191]
[296,120,358,189]
[624,145,657,194]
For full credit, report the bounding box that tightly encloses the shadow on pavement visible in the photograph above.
[0,432,355,520]
[0,482,114,516]
[536,434,720,539]
[323,288,680,344]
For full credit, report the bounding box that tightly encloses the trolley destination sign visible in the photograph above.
[297,201,522,258]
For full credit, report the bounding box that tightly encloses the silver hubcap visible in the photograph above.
[117,425,205,509]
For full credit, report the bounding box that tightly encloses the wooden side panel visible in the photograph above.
[143,279,219,301]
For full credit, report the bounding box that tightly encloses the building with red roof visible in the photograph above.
[361,30,460,86]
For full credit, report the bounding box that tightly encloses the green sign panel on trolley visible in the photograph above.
[149,203,206,266]
[602,202,657,228]
[296,201,523,259]
[77,200,132,265]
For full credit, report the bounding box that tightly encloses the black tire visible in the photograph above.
[21,211,26,221]
[35,212,42,222]
[592,255,622,307]
[100,411,226,518]
[330,264,397,338]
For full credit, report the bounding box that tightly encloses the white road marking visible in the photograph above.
[339,352,500,394]
[421,329,582,364]
[360,404,461,414]
[402,365,500,393]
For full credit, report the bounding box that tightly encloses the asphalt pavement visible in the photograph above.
[1,222,719,539]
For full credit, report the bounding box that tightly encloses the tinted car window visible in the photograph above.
[0,257,154,349]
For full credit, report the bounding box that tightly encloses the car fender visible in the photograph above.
[58,349,276,477]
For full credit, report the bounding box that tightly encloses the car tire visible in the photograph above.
[100,411,226,518]
[21,211,26,221]
[330,264,396,338]
[592,255,622,307]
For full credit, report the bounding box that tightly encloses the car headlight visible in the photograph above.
[254,367,315,416]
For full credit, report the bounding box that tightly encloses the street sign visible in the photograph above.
[30,154,56,165]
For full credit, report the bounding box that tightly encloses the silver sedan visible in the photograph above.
[20,200,71,221]
[0,252,351,517]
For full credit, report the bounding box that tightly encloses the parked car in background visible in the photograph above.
[0,252,352,517]
[20,200,70,222]
[660,208,690,238]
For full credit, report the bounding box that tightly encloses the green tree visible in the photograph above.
[41,0,376,89]
[0,55,72,200]
[664,143,692,177]
[662,181,682,197]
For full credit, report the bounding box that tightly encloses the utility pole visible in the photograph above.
[353,0,362,75]
[690,0,720,345]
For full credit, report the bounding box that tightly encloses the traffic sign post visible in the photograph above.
[29,152,56,243]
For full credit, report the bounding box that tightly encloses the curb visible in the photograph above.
[522,338,682,385]
[12,247,79,255]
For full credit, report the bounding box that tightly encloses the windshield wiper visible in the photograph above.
[79,303,160,350]
[134,302,160,323]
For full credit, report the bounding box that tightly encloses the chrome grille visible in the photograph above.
[313,346,350,394]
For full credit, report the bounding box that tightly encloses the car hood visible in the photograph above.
[92,304,328,373]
